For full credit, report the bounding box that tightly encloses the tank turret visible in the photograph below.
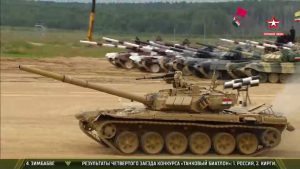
[196,42,260,59]
[262,50,295,62]
[19,65,237,113]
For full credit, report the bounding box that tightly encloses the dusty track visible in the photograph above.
[1,57,300,158]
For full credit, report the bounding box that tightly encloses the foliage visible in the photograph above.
[1,0,299,37]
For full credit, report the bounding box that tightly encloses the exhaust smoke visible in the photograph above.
[272,76,300,116]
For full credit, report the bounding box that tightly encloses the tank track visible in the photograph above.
[244,70,292,83]
[79,119,281,156]
[226,63,239,79]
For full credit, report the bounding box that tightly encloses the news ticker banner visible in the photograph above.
[1,159,300,169]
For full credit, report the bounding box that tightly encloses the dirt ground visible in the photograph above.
[1,57,300,158]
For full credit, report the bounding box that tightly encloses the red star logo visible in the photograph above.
[266,16,280,29]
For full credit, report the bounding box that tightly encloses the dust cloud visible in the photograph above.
[272,75,300,115]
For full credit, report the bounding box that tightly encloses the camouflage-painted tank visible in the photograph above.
[19,65,294,156]
[105,52,137,69]
[241,49,300,83]
[102,37,179,73]
[189,42,260,80]
[219,38,300,83]
[80,40,137,69]
[153,41,253,78]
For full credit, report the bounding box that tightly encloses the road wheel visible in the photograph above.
[101,123,117,139]
[258,73,268,83]
[261,129,281,148]
[173,63,184,71]
[165,132,188,155]
[115,131,139,154]
[279,74,289,83]
[213,132,236,155]
[149,64,161,73]
[268,73,279,83]
[108,58,115,64]
[124,60,135,69]
[236,133,258,155]
[189,132,211,155]
[141,132,164,154]
[244,69,253,77]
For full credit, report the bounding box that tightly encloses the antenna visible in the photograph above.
[209,69,218,91]
[224,76,260,106]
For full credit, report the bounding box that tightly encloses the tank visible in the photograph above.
[147,41,245,77]
[19,65,294,156]
[241,49,300,83]
[101,37,217,74]
[81,40,139,70]
[218,39,300,83]
[189,42,260,80]
[102,37,178,73]
[105,52,137,69]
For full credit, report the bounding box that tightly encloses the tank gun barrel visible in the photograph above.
[264,43,291,50]
[196,42,254,58]
[220,39,265,50]
[142,40,197,57]
[19,65,150,106]
[133,39,174,52]
[102,37,177,57]
[151,41,199,53]
[247,40,292,50]
[220,38,247,46]
[135,39,199,54]
[264,40,292,46]
[144,40,215,58]
[80,40,149,53]
[148,41,195,56]
[129,39,182,56]
[103,37,141,48]
[80,40,128,49]
[174,44,199,52]
[136,72,175,80]
[103,37,194,58]
[265,40,300,50]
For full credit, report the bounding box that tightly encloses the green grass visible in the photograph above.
[0,27,125,58]
[0,26,270,58]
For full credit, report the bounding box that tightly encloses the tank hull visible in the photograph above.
[242,62,300,83]
[76,108,289,156]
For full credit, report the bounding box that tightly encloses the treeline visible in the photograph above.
[1,0,300,37]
